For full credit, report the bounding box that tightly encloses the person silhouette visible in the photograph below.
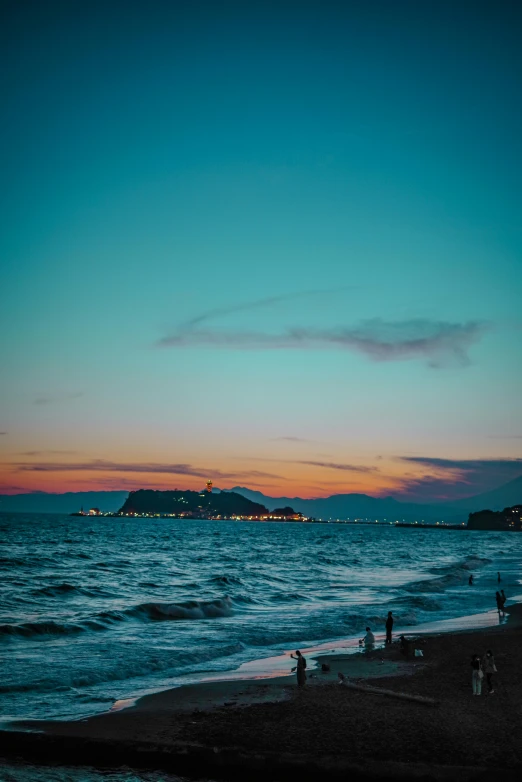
[360,627,375,651]
[290,650,307,687]
[385,611,394,645]
[469,574,474,586]
[471,654,483,696]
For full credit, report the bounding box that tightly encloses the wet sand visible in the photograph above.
[2,604,522,781]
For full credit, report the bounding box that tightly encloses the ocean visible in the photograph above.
[1,512,521,729]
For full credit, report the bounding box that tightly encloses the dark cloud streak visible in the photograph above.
[10,459,283,483]
[271,436,311,443]
[182,289,351,329]
[34,392,83,406]
[297,460,378,473]
[158,319,488,367]
[395,456,522,502]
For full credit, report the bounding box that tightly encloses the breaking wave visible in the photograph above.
[405,555,491,593]
[134,596,234,620]
[0,620,85,639]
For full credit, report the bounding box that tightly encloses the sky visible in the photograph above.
[1,0,521,502]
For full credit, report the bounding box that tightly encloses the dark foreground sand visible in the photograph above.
[2,605,522,781]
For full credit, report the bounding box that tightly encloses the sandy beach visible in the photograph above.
[1,603,521,781]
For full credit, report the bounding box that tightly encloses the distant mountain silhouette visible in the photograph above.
[228,487,464,522]
[230,475,522,520]
[2,473,520,519]
[449,474,522,512]
[0,491,128,514]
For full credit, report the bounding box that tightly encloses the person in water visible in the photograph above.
[482,650,497,694]
[468,574,474,585]
[497,572,501,583]
[495,591,505,616]
[290,650,307,687]
[385,611,394,645]
[471,654,483,696]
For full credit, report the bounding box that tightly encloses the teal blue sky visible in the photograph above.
[1,0,521,500]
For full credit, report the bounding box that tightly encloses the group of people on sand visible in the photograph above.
[359,611,394,651]
[471,650,497,695]
[290,613,396,687]
[290,577,508,692]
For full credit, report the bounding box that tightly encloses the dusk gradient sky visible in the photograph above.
[1,0,521,501]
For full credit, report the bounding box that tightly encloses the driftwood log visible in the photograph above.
[340,680,438,706]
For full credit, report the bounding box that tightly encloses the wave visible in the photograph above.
[405,555,491,593]
[134,596,234,621]
[33,583,87,598]
[0,557,27,567]
[393,595,441,611]
[270,592,307,603]
[209,574,243,586]
[33,582,112,599]
[0,620,85,639]
[0,641,248,695]
[1,595,237,641]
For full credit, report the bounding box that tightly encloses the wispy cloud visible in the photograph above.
[238,455,377,474]
[158,318,488,367]
[395,456,522,502]
[399,456,522,473]
[297,460,378,473]
[0,432,7,436]
[34,392,83,406]
[487,435,522,439]
[179,288,355,330]
[18,450,78,456]
[10,459,283,483]
[271,436,311,443]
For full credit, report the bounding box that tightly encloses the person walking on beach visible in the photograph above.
[471,654,483,696]
[385,611,394,645]
[482,650,497,694]
[399,635,410,657]
[495,591,504,617]
[290,650,307,687]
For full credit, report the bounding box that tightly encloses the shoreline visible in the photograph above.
[2,603,522,780]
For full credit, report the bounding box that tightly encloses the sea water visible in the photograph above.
[0,763,194,781]
[1,512,521,725]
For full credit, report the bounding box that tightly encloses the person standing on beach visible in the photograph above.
[500,589,507,608]
[290,650,307,687]
[495,591,504,616]
[471,654,483,696]
[482,650,497,694]
[385,611,394,645]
